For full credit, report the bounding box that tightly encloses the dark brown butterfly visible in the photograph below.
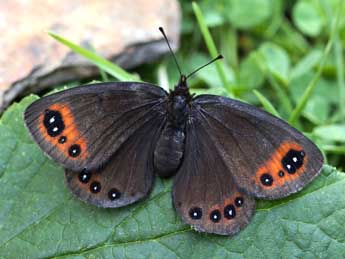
[24,28,323,235]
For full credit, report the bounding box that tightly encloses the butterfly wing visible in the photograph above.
[24,82,167,171]
[172,109,256,235]
[192,95,324,200]
[65,114,165,208]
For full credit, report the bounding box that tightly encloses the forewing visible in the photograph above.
[65,115,165,208]
[193,95,324,200]
[173,110,255,236]
[24,82,167,171]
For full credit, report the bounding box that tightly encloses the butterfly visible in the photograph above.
[24,27,323,236]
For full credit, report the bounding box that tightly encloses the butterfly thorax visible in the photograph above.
[153,76,191,178]
[167,75,192,127]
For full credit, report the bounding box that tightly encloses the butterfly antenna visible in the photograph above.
[186,55,223,79]
[159,27,183,76]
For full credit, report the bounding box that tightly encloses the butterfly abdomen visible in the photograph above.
[154,123,185,178]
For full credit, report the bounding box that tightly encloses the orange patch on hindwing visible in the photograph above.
[223,193,243,222]
[207,204,222,223]
[254,141,307,188]
[38,103,88,160]
[202,193,244,224]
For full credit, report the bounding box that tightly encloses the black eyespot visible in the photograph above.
[69,144,81,157]
[78,169,91,184]
[260,173,273,186]
[58,136,67,144]
[189,207,202,220]
[210,209,221,223]
[278,170,285,177]
[282,149,305,174]
[90,181,101,193]
[43,110,65,137]
[235,197,244,207]
[108,188,121,200]
[224,204,236,219]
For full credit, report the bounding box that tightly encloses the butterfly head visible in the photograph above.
[159,26,222,93]
[175,74,188,90]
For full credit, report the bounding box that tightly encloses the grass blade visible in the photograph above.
[48,32,138,82]
[253,90,281,118]
[288,2,342,125]
[254,52,293,116]
[192,2,235,97]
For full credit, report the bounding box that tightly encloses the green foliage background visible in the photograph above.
[1,0,345,258]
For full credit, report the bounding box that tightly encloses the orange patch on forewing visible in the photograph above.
[38,103,88,160]
[254,141,308,188]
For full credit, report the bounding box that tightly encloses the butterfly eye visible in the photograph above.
[108,188,121,200]
[90,181,101,193]
[210,209,221,223]
[224,204,236,219]
[189,207,202,220]
[260,173,273,186]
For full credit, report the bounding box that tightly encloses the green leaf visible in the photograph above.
[1,96,345,258]
[238,54,265,90]
[290,49,323,79]
[191,86,229,97]
[198,63,235,88]
[313,124,345,143]
[198,0,226,27]
[49,32,138,82]
[289,72,338,124]
[225,0,272,29]
[293,1,324,37]
[258,42,291,85]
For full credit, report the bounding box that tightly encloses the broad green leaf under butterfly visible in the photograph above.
[0,96,345,258]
